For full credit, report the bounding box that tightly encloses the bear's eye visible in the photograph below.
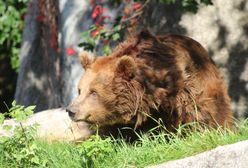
[90,90,98,97]
[78,89,81,95]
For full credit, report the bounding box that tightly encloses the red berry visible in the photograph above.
[132,2,142,10]
[66,47,76,55]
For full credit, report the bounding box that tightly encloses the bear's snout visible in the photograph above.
[66,106,77,119]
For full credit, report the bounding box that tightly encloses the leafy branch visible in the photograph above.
[78,0,213,55]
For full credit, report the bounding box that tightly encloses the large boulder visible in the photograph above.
[0,108,92,141]
[149,140,248,168]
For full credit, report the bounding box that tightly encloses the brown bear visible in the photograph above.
[66,30,233,139]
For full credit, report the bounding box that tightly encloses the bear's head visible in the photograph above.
[66,31,182,130]
[66,51,149,129]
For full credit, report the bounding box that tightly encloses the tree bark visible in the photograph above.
[15,0,92,111]
[15,0,61,111]
[58,0,92,106]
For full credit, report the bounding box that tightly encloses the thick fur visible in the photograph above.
[67,30,233,140]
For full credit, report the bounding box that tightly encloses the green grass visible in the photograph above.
[1,120,248,168]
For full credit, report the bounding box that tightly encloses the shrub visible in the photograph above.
[0,101,49,167]
[0,0,28,70]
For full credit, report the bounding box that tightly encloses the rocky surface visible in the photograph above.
[0,108,92,141]
[149,140,248,168]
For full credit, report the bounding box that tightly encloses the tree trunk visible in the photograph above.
[58,0,93,106]
[15,0,61,111]
[15,0,92,111]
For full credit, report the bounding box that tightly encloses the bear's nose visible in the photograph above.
[66,107,76,118]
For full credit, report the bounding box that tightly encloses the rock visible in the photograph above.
[0,108,92,141]
[148,140,248,168]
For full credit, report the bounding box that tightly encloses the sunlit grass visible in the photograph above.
[1,120,248,168]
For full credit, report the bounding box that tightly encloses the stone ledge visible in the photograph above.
[148,140,248,168]
[0,108,92,141]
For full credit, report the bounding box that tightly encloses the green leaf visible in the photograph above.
[3,125,12,131]
[25,110,34,116]
[113,25,121,31]
[31,156,40,164]
[25,105,36,116]
[200,0,213,5]
[159,0,176,4]
[12,100,17,107]
[0,113,5,124]
[112,33,120,41]
[181,0,198,13]
[0,136,8,143]
[81,30,91,38]
[78,42,95,51]
[103,45,111,55]
[14,109,27,121]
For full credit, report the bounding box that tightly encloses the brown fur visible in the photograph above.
[67,30,233,140]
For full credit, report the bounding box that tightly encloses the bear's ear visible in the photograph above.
[79,51,95,69]
[116,55,137,80]
[137,29,157,41]
[138,29,153,39]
